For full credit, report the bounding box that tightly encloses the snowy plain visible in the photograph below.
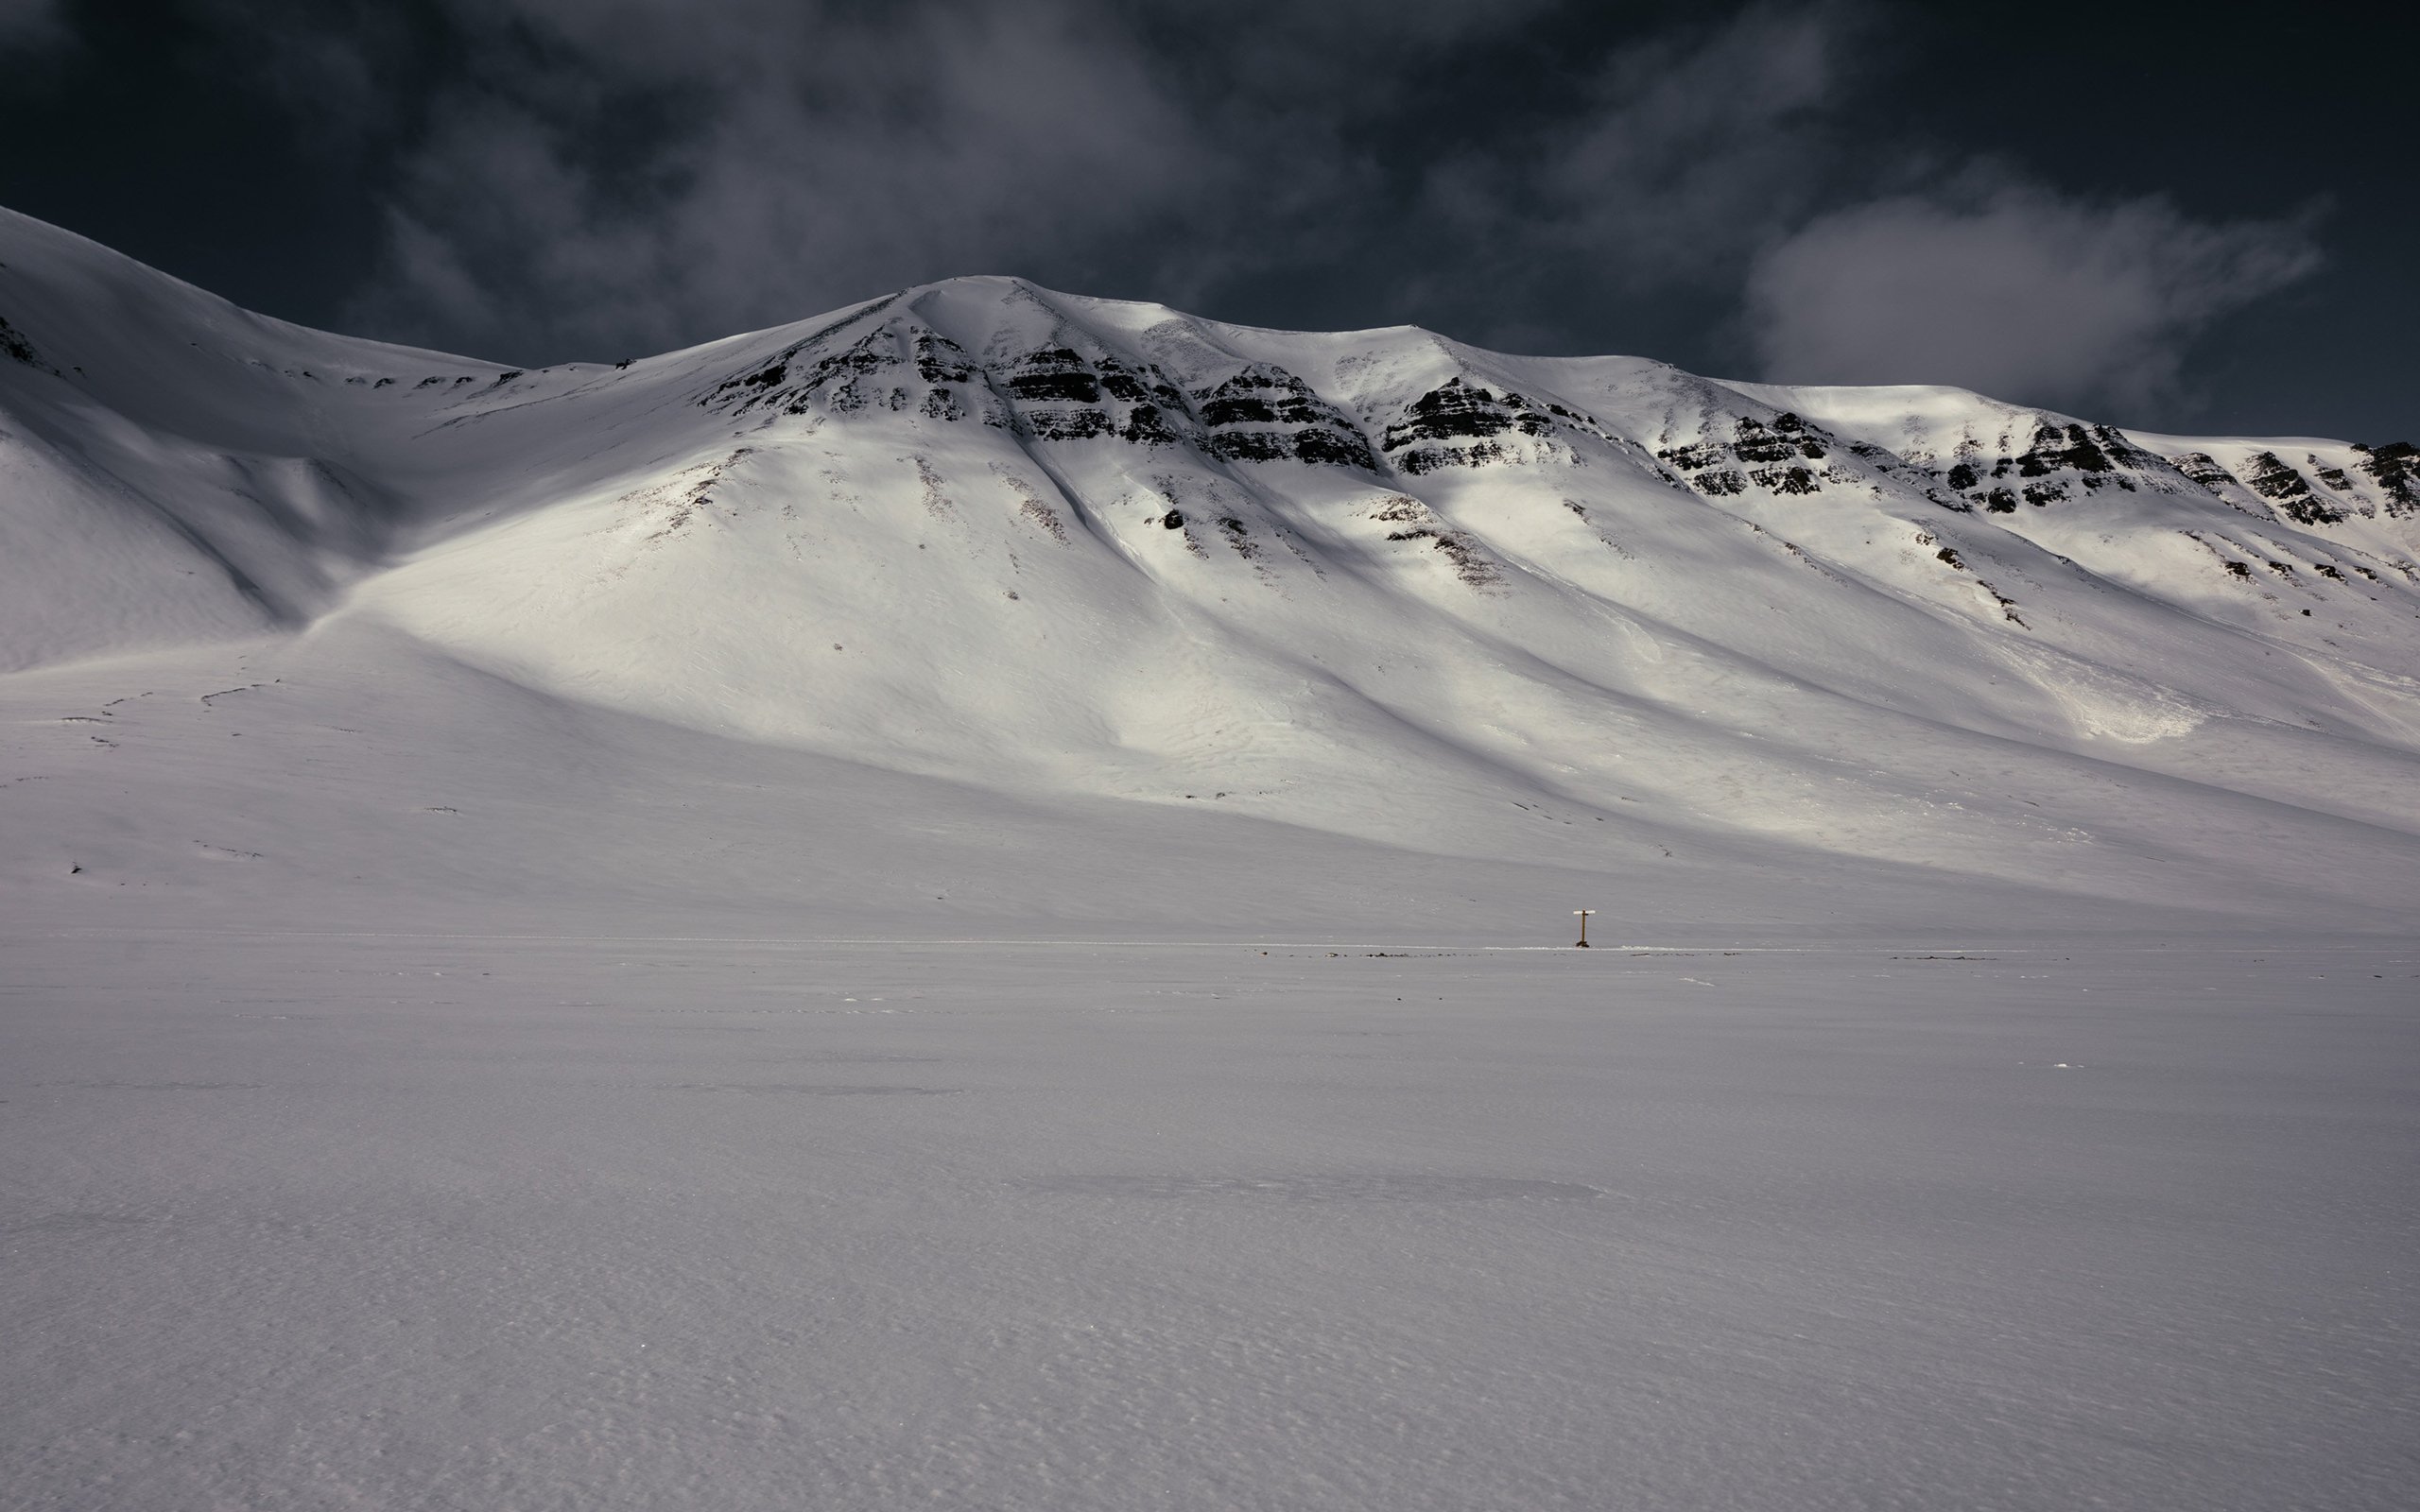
[8,933,2415,1510]
[4,203,2419,1507]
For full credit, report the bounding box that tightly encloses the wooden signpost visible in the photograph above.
[1573,909,1595,948]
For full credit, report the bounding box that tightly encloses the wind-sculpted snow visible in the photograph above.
[4,205,2419,933]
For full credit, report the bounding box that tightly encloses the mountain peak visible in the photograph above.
[5,206,2418,930]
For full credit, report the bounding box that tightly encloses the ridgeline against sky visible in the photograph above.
[0,1,2411,440]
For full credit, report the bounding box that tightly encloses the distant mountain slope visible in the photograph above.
[3,206,2416,932]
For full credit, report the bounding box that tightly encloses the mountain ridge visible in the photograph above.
[4,205,2416,935]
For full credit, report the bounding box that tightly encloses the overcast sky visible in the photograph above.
[3,0,2411,438]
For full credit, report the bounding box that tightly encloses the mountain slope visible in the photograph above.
[3,207,2416,935]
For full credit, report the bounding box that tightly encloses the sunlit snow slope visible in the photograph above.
[4,207,2416,936]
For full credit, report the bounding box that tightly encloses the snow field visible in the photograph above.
[5,936,2413,1510]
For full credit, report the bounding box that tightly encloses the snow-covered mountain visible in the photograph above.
[3,206,2415,937]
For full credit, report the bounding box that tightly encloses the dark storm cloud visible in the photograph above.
[0,0,63,49]
[1407,3,1851,353]
[1427,7,1842,278]
[350,0,1227,356]
[215,0,1465,356]
[1744,179,2322,414]
[230,0,1883,363]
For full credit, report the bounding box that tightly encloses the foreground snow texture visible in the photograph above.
[2,207,2417,1504]
[7,938,2416,1510]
